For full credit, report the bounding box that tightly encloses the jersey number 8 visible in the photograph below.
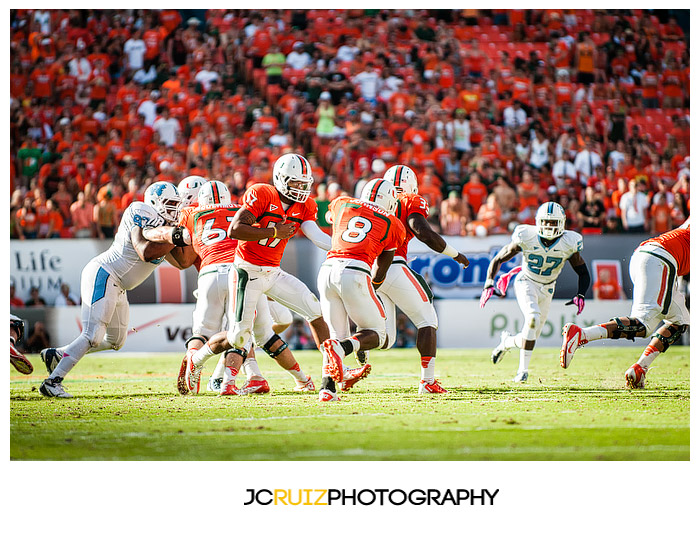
[341,216,372,243]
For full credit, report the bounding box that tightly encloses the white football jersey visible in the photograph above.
[512,224,583,285]
[94,202,166,290]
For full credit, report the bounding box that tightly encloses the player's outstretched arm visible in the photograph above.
[480,241,521,308]
[228,208,295,241]
[131,226,176,262]
[300,220,331,251]
[143,225,192,246]
[372,249,396,290]
[407,213,469,268]
[565,252,590,315]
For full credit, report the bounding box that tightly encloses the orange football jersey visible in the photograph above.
[326,196,405,266]
[394,192,430,260]
[640,225,690,276]
[236,183,318,267]
[179,203,241,269]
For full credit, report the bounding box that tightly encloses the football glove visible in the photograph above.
[565,294,585,315]
[479,283,503,308]
[495,266,522,296]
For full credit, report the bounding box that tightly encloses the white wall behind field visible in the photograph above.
[45,300,638,353]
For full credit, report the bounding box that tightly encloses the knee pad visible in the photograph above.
[522,313,540,340]
[224,347,248,361]
[185,334,208,349]
[610,317,647,340]
[262,333,289,359]
[653,324,687,352]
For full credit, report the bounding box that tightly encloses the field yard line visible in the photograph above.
[209,413,389,421]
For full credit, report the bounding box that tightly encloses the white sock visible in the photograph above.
[242,356,263,379]
[638,345,660,369]
[51,335,92,379]
[518,348,532,374]
[223,365,239,385]
[287,362,307,383]
[420,356,435,382]
[582,325,607,342]
[192,344,216,366]
[211,356,226,380]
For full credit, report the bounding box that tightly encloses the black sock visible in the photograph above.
[320,377,336,392]
[340,339,354,355]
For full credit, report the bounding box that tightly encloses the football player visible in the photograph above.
[374,165,470,394]
[317,178,406,401]
[147,180,314,395]
[39,182,186,397]
[186,154,333,395]
[177,175,206,208]
[561,222,689,388]
[10,314,32,375]
[481,202,591,382]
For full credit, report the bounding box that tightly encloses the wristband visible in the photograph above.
[441,243,459,258]
[171,226,189,247]
[272,226,277,239]
[484,278,495,288]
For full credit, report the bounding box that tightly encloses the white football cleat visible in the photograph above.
[513,371,529,383]
[491,331,511,364]
[560,323,586,369]
[184,352,203,394]
[293,375,315,392]
[207,377,223,393]
[625,364,647,389]
[39,377,72,398]
[318,388,339,402]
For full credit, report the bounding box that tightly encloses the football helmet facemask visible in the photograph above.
[535,202,566,239]
[272,153,314,203]
[145,181,181,224]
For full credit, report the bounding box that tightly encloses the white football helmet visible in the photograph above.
[272,153,314,203]
[383,164,418,194]
[360,178,399,215]
[145,181,181,224]
[178,175,206,207]
[535,202,566,239]
[198,180,231,206]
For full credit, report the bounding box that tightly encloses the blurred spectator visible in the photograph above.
[71,191,96,238]
[440,191,469,236]
[573,137,603,186]
[352,63,381,104]
[286,41,312,69]
[468,193,502,236]
[578,186,606,230]
[593,268,625,300]
[262,45,285,86]
[54,283,80,307]
[552,151,577,189]
[24,321,51,353]
[10,283,24,308]
[619,179,649,233]
[94,190,119,239]
[15,198,39,240]
[25,287,47,307]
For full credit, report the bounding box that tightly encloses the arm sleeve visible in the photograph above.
[573,262,591,296]
[300,220,331,251]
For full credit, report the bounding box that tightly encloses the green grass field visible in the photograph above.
[10,346,689,461]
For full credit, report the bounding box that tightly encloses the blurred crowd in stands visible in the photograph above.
[10,9,690,241]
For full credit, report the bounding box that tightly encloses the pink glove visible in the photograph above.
[479,286,494,308]
[496,266,522,296]
[565,294,585,315]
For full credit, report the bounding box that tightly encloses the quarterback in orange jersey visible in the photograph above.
[316,178,406,402]
[561,222,690,388]
[374,165,470,394]
[187,154,333,395]
[145,180,314,396]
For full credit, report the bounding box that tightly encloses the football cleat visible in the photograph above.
[355,349,368,366]
[340,364,371,392]
[240,378,270,395]
[560,323,586,369]
[219,382,242,396]
[625,364,647,389]
[10,343,33,375]
[40,348,63,374]
[207,377,223,393]
[419,379,447,394]
[513,371,529,383]
[322,339,345,382]
[39,377,72,398]
[491,331,511,364]
[318,388,339,402]
[293,375,315,392]
[176,352,191,395]
[184,351,203,394]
